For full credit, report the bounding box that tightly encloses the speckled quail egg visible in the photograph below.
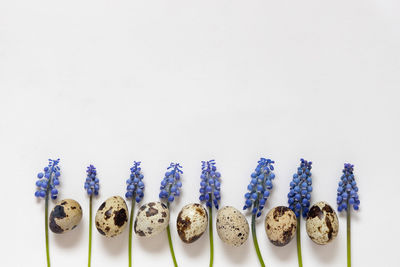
[95,196,128,237]
[306,201,339,245]
[216,206,249,247]
[265,206,297,246]
[134,201,170,237]
[49,199,82,234]
[176,203,208,243]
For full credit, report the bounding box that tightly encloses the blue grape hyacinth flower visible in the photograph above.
[159,163,183,267]
[34,158,61,267]
[125,161,145,203]
[287,158,313,218]
[159,162,183,203]
[35,158,61,200]
[337,163,360,212]
[84,165,99,196]
[288,158,312,267]
[84,164,99,267]
[199,160,221,267]
[243,158,275,218]
[199,160,221,209]
[337,163,359,267]
[243,158,275,267]
[126,161,145,267]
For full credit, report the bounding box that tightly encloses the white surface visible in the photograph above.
[1,1,399,266]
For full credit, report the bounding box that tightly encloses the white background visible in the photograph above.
[1,1,399,266]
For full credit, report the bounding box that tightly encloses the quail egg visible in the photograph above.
[176,203,208,243]
[306,201,339,245]
[95,196,129,237]
[49,199,82,234]
[265,206,297,246]
[134,201,170,237]
[216,206,249,247]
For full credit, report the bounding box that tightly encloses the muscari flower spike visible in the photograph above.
[126,161,145,267]
[35,158,61,267]
[84,165,99,196]
[35,159,61,200]
[199,160,221,267]
[288,158,313,218]
[243,158,275,217]
[85,165,99,267]
[159,163,183,203]
[199,160,221,209]
[125,161,145,203]
[160,163,183,267]
[337,163,360,212]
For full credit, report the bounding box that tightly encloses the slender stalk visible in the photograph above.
[296,217,303,267]
[128,196,136,267]
[45,191,50,267]
[208,206,214,267]
[347,206,351,267]
[44,166,55,267]
[166,202,178,267]
[88,195,92,267]
[251,214,265,267]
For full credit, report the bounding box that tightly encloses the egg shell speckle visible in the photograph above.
[177,203,208,243]
[49,199,82,234]
[265,206,297,247]
[216,206,249,247]
[95,196,128,237]
[306,201,339,245]
[134,201,170,237]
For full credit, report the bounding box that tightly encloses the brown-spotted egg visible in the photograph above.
[265,206,297,246]
[306,201,339,245]
[49,199,82,234]
[216,206,249,247]
[95,196,129,237]
[134,201,170,237]
[176,203,208,243]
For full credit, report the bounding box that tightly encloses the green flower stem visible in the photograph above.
[296,217,303,267]
[44,166,55,267]
[88,195,92,267]
[166,202,178,267]
[347,206,351,267]
[45,190,50,267]
[251,213,265,267]
[128,196,136,267]
[208,206,214,267]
